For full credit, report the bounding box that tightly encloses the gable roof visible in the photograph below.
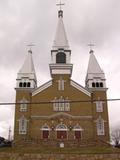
[70,80,91,97]
[32,80,52,96]
[32,79,91,97]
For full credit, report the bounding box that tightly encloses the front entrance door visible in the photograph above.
[57,130,67,139]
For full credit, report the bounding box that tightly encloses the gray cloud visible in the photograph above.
[0,0,120,137]
[66,0,120,48]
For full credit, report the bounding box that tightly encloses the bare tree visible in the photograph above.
[111,129,120,147]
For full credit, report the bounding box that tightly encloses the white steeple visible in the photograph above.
[16,50,37,89]
[50,9,73,77]
[85,50,106,90]
[87,50,104,74]
[53,10,69,50]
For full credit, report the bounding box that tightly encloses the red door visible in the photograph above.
[75,131,81,139]
[43,130,49,139]
[57,131,67,139]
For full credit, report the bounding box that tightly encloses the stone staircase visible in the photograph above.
[14,138,105,148]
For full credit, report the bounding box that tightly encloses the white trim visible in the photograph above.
[19,116,27,135]
[52,69,71,74]
[32,80,52,96]
[56,128,68,131]
[73,128,83,131]
[41,124,51,131]
[70,80,91,97]
[19,98,28,112]
[96,117,105,136]
[31,112,92,120]
[58,79,65,90]
[49,64,73,76]
[56,124,68,131]
[73,124,84,131]
[52,97,70,112]
[95,101,104,112]
[89,88,108,91]
[41,128,51,131]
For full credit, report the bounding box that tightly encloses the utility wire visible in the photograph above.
[0,98,120,105]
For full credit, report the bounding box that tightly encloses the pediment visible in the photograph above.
[32,80,52,96]
[32,79,91,97]
[70,80,91,97]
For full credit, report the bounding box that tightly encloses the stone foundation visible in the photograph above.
[0,153,120,160]
[14,137,110,148]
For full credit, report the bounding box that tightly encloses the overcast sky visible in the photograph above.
[0,0,120,139]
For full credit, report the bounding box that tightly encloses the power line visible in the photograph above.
[0,98,120,106]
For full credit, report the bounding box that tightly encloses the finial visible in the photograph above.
[88,43,95,54]
[28,49,32,54]
[27,43,35,53]
[56,0,65,10]
[56,0,65,18]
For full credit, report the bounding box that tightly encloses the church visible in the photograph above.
[14,7,110,147]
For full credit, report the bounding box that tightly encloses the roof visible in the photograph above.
[53,10,69,49]
[87,51,104,74]
[32,79,91,97]
[17,50,37,81]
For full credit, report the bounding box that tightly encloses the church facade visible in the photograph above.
[14,9,110,147]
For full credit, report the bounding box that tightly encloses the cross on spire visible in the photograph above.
[27,43,35,53]
[88,43,95,54]
[56,0,65,10]
[88,43,95,50]
[27,43,35,50]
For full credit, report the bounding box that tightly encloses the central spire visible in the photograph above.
[53,3,69,50]
[50,5,73,77]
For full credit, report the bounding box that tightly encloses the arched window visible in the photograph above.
[19,116,27,134]
[56,124,67,130]
[92,82,95,87]
[19,82,23,87]
[96,117,105,135]
[65,97,70,111]
[58,97,65,111]
[27,82,31,87]
[100,82,103,88]
[56,124,68,139]
[96,82,99,87]
[96,101,103,112]
[53,97,70,112]
[73,124,83,139]
[20,98,28,112]
[41,124,50,139]
[23,82,27,87]
[56,52,66,63]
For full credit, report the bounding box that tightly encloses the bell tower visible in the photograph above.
[14,49,37,142]
[16,49,37,89]
[85,49,109,142]
[85,49,106,90]
[49,9,73,77]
